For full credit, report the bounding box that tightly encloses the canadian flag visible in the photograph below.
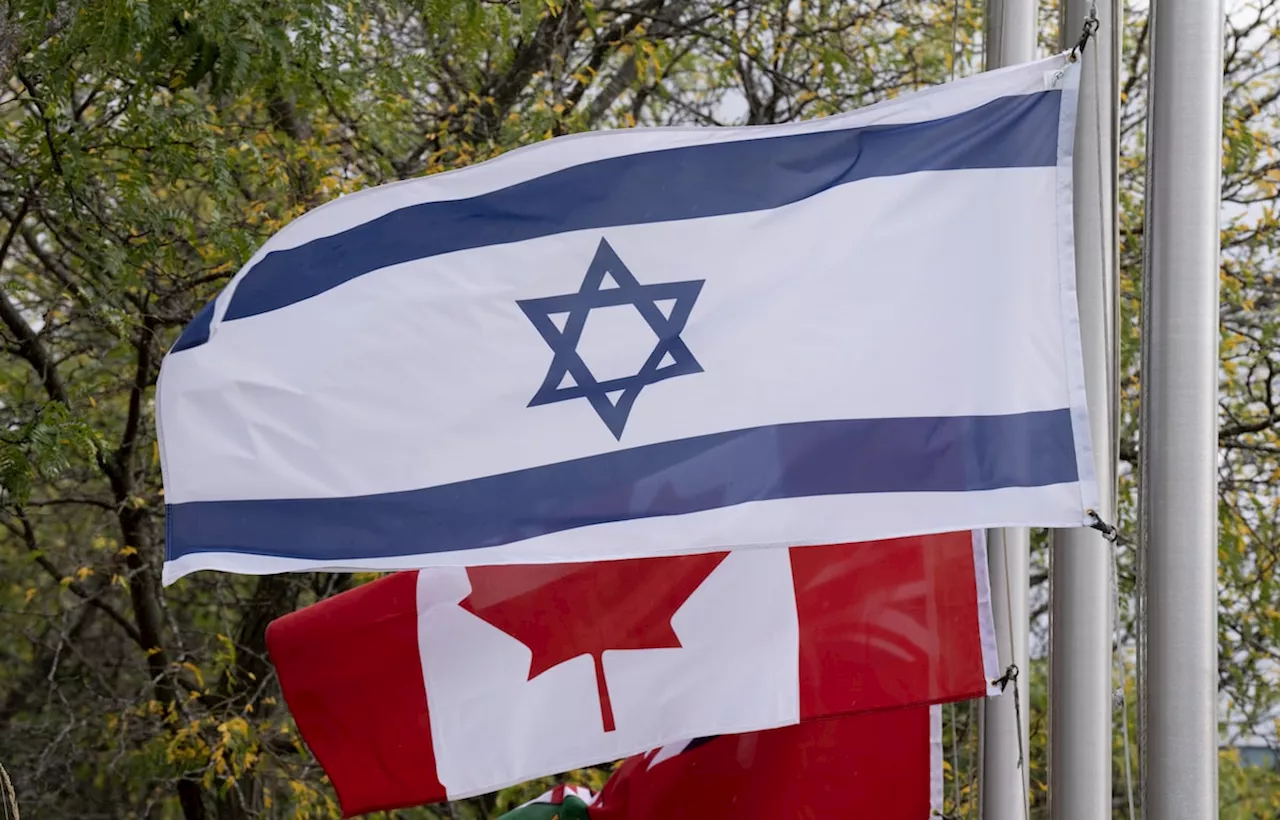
[267,531,997,816]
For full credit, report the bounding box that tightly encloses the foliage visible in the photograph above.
[0,0,1277,817]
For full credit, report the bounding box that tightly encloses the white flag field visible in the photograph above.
[157,53,1096,584]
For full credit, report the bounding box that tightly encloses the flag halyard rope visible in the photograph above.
[1085,510,1139,820]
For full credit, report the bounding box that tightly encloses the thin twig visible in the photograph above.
[0,758,19,820]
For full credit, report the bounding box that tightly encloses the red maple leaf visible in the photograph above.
[460,552,728,732]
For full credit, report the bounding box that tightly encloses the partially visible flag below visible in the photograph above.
[266,531,996,816]
[503,786,594,820]
[499,706,942,820]
[159,53,1094,585]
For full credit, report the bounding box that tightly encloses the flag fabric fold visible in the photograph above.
[160,54,1091,583]
[497,705,943,820]
[266,531,995,815]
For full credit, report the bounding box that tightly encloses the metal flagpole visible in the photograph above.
[1140,0,1224,815]
[978,1,1035,818]
[979,532,1031,820]
[1049,1,1117,818]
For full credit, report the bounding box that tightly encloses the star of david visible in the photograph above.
[518,238,705,440]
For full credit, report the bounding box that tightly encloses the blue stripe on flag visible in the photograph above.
[165,409,1077,563]
[205,90,1061,330]
[172,299,216,352]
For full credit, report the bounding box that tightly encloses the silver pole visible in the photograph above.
[979,2,1035,818]
[984,0,1037,69]
[1140,0,1224,815]
[1049,2,1117,818]
[979,530,1031,819]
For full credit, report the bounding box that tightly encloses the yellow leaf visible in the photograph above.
[76,566,94,581]
[181,661,204,688]
[24,587,37,603]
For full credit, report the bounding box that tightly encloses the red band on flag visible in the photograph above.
[266,572,442,817]
[794,531,987,717]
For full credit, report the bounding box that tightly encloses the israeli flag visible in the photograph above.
[158,54,1096,584]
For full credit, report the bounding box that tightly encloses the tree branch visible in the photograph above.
[0,605,96,728]
[0,1,77,88]
[6,510,144,647]
[0,201,71,407]
[475,4,587,140]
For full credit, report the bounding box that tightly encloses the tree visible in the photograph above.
[0,0,1276,817]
